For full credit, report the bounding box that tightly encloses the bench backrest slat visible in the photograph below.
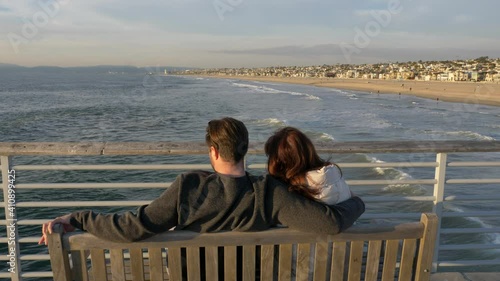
[331,241,347,281]
[166,247,182,280]
[243,245,256,281]
[313,242,328,281]
[296,243,311,280]
[278,244,292,280]
[365,240,382,281]
[89,249,107,280]
[186,247,200,281]
[148,247,166,280]
[128,248,145,281]
[400,239,418,280]
[260,244,275,280]
[382,239,400,281]
[204,246,219,280]
[224,246,237,280]
[71,250,87,281]
[109,249,126,281]
[48,213,437,281]
[347,241,364,281]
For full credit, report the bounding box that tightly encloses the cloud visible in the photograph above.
[1,0,500,67]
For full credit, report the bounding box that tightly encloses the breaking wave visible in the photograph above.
[231,82,321,100]
[253,118,287,127]
[363,155,427,195]
[423,130,496,141]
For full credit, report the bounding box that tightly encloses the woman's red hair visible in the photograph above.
[265,127,334,200]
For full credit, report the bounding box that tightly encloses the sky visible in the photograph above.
[1,0,499,68]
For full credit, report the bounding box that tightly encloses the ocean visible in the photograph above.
[0,71,499,276]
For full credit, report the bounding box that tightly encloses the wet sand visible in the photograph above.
[203,75,500,107]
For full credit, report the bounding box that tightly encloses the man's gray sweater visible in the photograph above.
[70,171,365,242]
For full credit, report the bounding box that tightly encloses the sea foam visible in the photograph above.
[231,82,321,100]
[422,129,496,141]
[363,155,427,195]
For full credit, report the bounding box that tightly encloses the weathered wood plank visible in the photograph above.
[315,140,500,153]
[0,142,106,156]
[364,240,383,281]
[313,242,328,281]
[166,248,182,281]
[70,250,88,281]
[381,240,400,281]
[279,244,293,281]
[110,249,126,281]
[66,222,424,250]
[331,242,346,281]
[148,248,164,281]
[2,140,499,155]
[90,249,107,281]
[347,241,364,281]
[103,142,209,155]
[415,213,438,281]
[129,248,145,281]
[186,247,200,281]
[243,245,256,281]
[399,239,417,281]
[224,246,237,281]
[204,247,219,280]
[47,225,72,281]
[260,245,274,281]
[296,243,311,281]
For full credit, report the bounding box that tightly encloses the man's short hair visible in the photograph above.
[205,117,248,163]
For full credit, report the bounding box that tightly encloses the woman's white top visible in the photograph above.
[306,164,352,205]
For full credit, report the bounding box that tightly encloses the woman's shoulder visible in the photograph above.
[308,164,342,178]
[324,164,343,176]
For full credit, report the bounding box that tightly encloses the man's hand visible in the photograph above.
[38,214,76,246]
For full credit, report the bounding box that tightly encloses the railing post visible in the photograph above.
[1,156,22,281]
[432,152,447,272]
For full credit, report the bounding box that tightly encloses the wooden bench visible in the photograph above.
[47,213,437,281]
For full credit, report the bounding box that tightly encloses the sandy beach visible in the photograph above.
[203,75,500,107]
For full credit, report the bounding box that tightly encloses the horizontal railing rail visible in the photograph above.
[1,140,500,155]
[1,141,500,280]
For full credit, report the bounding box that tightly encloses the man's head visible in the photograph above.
[205,117,249,166]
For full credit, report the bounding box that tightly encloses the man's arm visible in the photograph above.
[329,196,365,231]
[267,176,365,234]
[39,175,182,244]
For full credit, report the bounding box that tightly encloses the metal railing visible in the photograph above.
[1,141,500,280]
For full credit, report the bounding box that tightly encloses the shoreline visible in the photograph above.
[198,75,500,107]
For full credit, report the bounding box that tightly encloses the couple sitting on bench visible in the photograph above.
[41,117,374,280]
[39,117,365,244]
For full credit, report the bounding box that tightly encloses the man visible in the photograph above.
[39,117,364,245]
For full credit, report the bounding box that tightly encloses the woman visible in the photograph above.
[265,127,352,204]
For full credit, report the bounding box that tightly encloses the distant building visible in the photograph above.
[469,71,486,82]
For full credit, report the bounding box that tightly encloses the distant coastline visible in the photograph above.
[199,75,500,107]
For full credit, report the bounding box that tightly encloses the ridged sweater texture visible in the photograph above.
[70,171,365,242]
